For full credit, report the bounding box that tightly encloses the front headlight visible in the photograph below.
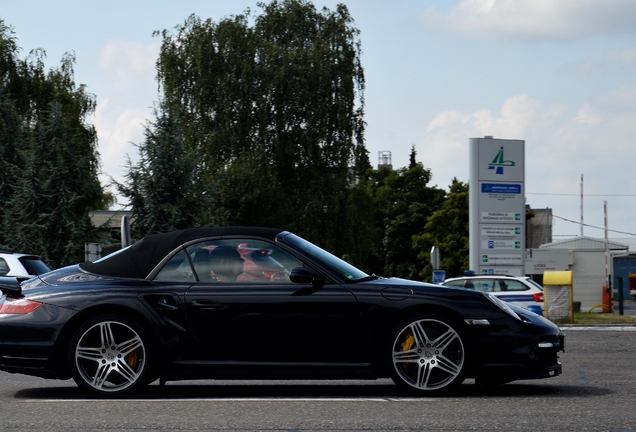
[484,293,522,321]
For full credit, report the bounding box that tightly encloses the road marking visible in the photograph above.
[19,397,438,403]
[560,326,636,331]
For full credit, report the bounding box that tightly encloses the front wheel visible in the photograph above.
[68,314,152,396]
[387,314,468,393]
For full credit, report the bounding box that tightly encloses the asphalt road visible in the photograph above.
[1,328,635,431]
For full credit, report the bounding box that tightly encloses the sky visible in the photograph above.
[3,0,636,240]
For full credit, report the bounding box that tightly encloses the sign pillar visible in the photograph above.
[469,137,525,276]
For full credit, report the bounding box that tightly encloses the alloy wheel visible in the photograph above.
[72,319,147,394]
[390,317,465,392]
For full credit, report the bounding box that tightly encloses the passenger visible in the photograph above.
[208,245,244,282]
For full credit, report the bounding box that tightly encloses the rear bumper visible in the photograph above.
[0,345,64,379]
[0,303,74,379]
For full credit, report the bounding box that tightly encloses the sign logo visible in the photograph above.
[488,146,515,175]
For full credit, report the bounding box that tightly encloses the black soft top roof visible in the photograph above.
[79,226,283,279]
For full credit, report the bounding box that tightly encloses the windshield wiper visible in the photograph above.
[355,273,380,282]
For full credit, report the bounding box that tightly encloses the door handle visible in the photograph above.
[191,300,222,311]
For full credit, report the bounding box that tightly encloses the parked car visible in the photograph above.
[443,274,544,314]
[0,251,50,278]
[0,227,564,396]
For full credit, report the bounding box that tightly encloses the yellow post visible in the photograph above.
[543,270,574,324]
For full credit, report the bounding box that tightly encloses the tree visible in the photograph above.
[413,179,470,281]
[362,146,446,279]
[117,103,210,240]
[148,0,370,264]
[0,20,108,266]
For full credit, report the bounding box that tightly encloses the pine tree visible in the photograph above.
[0,20,108,266]
[117,103,210,240]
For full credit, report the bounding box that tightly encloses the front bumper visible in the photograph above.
[469,308,565,384]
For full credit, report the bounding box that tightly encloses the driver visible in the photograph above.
[208,245,244,282]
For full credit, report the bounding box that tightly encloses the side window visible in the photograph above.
[154,250,194,282]
[444,280,466,288]
[503,280,529,291]
[474,279,493,292]
[0,258,8,276]
[186,239,303,284]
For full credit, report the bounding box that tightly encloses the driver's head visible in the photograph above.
[209,245,244,280]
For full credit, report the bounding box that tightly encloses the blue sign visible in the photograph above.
[481,183,521,194]
[433,270,446,284]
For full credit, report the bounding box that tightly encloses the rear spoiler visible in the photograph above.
[0,276,25,297]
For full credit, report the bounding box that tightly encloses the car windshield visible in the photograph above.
[281,233,368,281]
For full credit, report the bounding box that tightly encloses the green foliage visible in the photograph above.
[361,147,446,279]
[117,104,210,240]
[413,179,470,282]
[0,19,107,267]
[146,0,371,265]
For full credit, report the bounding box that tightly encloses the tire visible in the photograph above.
[387,313,468,394]
[68,314,152,396]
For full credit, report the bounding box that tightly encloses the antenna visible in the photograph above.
[580,174,584,237]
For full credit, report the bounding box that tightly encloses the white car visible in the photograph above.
[0,251,51,278]
[443,275,544,314]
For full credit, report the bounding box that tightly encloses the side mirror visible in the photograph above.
[289,267,324,285]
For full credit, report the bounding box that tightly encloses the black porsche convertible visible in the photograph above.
[0,227,564,396]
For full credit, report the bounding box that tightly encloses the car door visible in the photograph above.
[182,238,364,366]
[494,278,533,309]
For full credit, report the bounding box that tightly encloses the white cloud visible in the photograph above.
[93,40,160,206]
[420,94,553,187]
[575,103,602,125]
[417,89,636,236]
[562,48,636,76]
[595,85,636,111]
[607,48,636,68]
[99,39,160,89]
[422,0,636,40]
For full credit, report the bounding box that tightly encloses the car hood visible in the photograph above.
[360,276,482,299]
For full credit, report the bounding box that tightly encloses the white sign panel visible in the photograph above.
[477,140,524,182]
[469,138,525,275]
[480,225,522,238]
[480,212,523,223]
[525,249,570,274]
[479,267,524,277]
[481,240,522,250]
[481,253,523,265]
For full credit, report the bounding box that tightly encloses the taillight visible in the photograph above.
[0,296,43,314]
[533,293,544,302]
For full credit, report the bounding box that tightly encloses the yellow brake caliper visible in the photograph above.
[126,350,139,368]
[400,333,415,369]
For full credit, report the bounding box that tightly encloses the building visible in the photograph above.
[89,210,132,257]
[527,236,630,312]
[526,206,552,248]
[378,151,392,170]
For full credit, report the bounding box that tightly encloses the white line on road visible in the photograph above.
[17,397,438,403]
[560,326,636,331]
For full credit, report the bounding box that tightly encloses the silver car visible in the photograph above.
[0,251,51,278]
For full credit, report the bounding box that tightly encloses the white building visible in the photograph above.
[526,236,629,312]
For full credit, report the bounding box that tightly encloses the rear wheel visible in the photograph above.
[68,314,152,396]
[387,314,468,393]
